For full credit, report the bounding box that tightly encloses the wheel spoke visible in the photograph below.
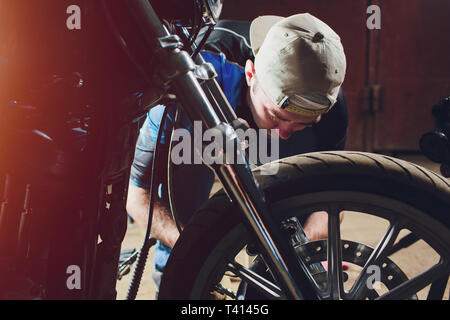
[214,283,237,299]
[348,222,401,299]
[327,208,344,299]
[227,261,284,300]
[386,232,420,256]
[427,259,449,300]
[427,275,449,300]
[376,262,450,300]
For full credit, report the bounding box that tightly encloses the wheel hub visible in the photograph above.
[295,239,415,299]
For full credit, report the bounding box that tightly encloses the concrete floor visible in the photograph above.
[116,154,449,300]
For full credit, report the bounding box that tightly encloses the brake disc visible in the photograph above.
[295,239,417,299]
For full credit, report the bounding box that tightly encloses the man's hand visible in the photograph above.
[303,211,344,241]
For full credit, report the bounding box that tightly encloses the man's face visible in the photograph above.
[245,61,321,140]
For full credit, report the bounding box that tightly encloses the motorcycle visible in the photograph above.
[0,0,448,300]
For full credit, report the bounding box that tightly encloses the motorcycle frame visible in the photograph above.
[0,0,322,300]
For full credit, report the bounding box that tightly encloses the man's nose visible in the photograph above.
[278,130,291,140]
[276,123,293,140]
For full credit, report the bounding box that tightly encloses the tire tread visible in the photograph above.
[159,151,449,299]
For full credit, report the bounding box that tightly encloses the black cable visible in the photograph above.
[189,24,202,49]
[188,2,201,48]
[167,107,184,233]
[192,25,214,59]
[126,107,170,300]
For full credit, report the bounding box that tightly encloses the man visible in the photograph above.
[126,13,348,286]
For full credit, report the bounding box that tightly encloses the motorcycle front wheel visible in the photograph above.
[158,151,450,300]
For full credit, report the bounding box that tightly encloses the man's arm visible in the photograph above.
[126,105,179,248]
[126,184,179,248]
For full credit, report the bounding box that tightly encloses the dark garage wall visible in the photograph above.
[221,0,450,152]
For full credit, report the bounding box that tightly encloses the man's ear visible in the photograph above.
[245,59,256,86]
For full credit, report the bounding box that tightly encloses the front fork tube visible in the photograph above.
[209,129,319,300]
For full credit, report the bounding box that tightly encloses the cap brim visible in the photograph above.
[250,15,284,55]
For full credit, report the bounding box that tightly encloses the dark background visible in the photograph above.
[221,0,450,152]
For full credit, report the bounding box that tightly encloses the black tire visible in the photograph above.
[158,151,450,300]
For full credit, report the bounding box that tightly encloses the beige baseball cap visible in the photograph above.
[250,13,346,116]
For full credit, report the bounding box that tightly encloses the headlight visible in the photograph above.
[205,0,224,22]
